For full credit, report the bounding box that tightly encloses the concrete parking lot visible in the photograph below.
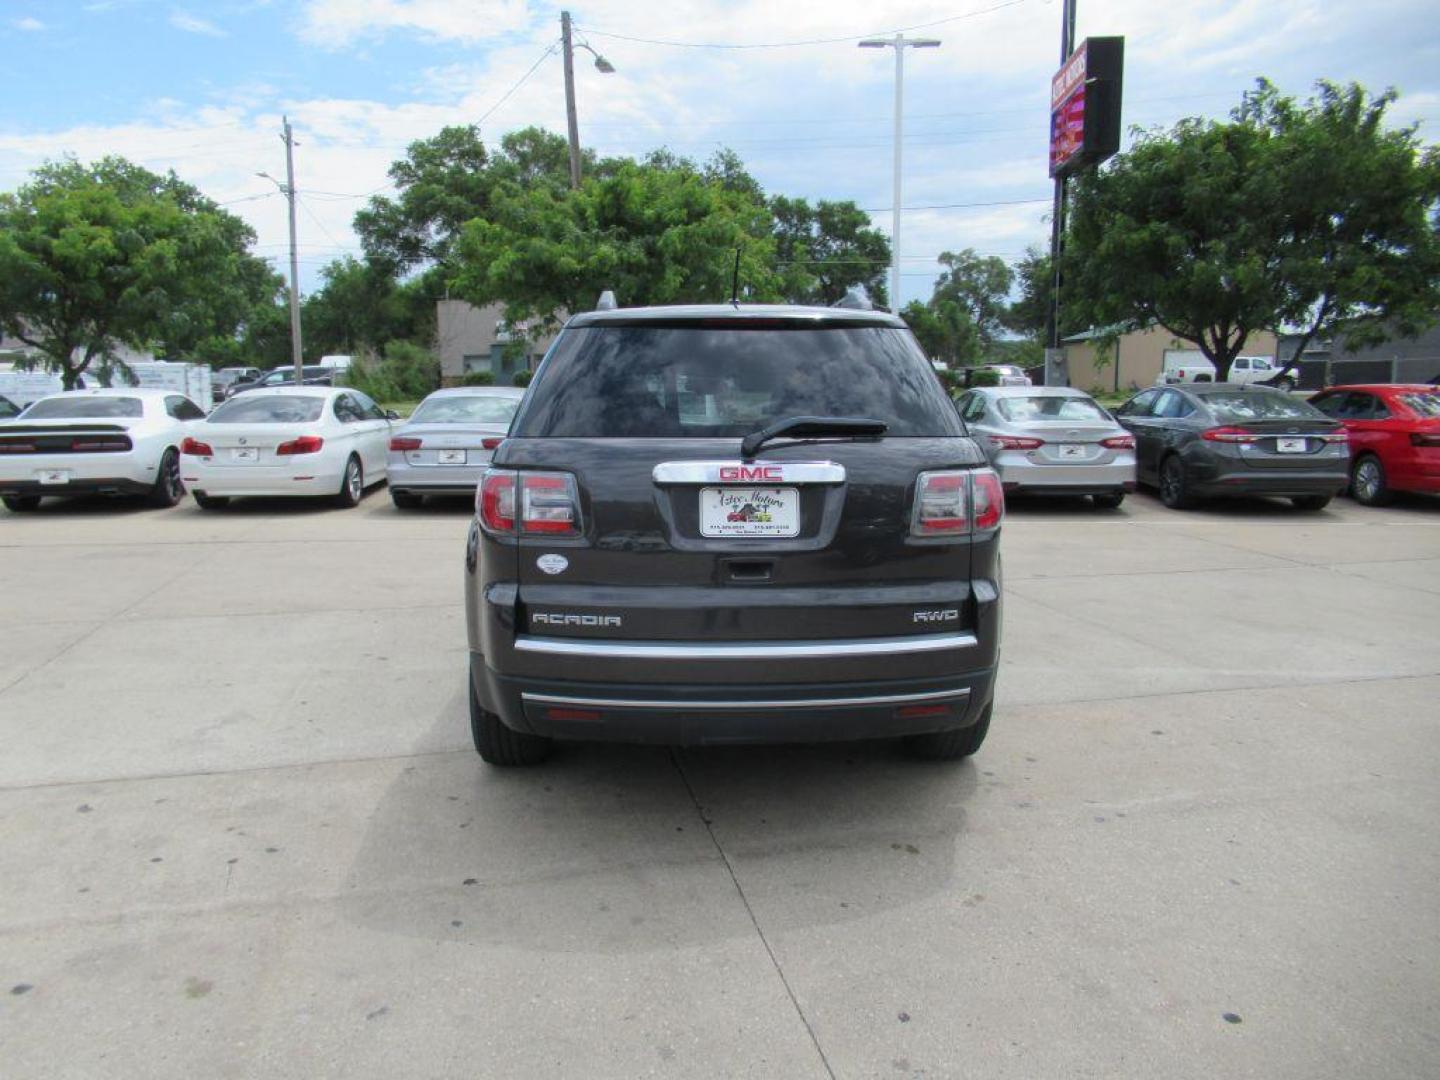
[1,488,1437,1079]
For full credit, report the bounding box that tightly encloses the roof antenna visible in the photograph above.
[730,247,741,307]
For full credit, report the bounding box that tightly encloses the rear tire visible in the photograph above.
[470,676,551,766]
[1350,455,1392,507]
[1159,455,1197,509]
[391,489,423,510]
[2,494,41,513]
[146,448,184,508]
[335,456,363,508]
[193,493,230,510]
[905,704,991,761]
[1291,494,1332,511]
[1091,491,1125,510]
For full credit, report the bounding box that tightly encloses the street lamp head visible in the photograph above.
[858,39,888,48]
[593,55,616,74]
[911,39,942,48]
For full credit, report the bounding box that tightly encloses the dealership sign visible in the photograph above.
[1048,36,1125,178]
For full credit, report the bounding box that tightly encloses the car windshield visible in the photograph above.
[1398,391,1440,418]
[207,396,326,423]
[24,396,143,418]
[0,397,18,418]
[411,395,521,425]
[514,323,961,438]
[996,396,1109,422]
[1202,391,1319,421]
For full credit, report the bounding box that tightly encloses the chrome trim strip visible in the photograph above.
[513,631,977,660]
[651,460,846,485]
[522,687,971,711]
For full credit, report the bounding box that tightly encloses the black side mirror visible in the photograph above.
[385,410,401,421]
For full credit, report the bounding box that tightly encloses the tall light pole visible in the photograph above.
[859,34,940,313]
[258,115,303,384]
[560,11,616,189]
[1045,0,1077,385]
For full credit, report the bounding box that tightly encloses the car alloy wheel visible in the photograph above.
[1159,456,1193,509]
[1351,456,1391,506]
[347,461,363,502]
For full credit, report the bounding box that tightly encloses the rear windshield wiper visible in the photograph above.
[740,415,888,459]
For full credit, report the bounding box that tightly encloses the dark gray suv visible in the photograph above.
[463,305,1004,765]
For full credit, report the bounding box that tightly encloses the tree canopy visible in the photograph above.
[901,249,1013,366]
[0,156,281,387]
[1066,80,1440,380]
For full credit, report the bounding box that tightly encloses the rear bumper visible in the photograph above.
[387,457,487,494]
[995,457,1135,495]
[0,476,152,498]
[472,652,997,745]
[183,463,346,498]
[1190,468,1347,498]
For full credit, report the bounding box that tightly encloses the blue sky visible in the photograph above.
[3,1,1438,306]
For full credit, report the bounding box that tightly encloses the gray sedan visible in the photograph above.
[957,386,1137,508]
[386,387,526,508]
[1112,383,1348,510]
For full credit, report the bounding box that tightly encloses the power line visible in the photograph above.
[578,0,1026,49]
[476,41,561,128]
[862,196,1052,213]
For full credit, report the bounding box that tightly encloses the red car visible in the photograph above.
[1310,384,1440,505]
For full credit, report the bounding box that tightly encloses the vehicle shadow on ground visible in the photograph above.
[2,494,159,517]
[341,704,979,954]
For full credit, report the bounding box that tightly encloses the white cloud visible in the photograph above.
[170,11,227,37]
[297,0,531,47]
[13,17,46,32]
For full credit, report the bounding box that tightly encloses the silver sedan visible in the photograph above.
[956,386,1137,508]
[386,387,526,508]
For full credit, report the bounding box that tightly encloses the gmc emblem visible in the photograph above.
[719,465,783,482]
[913,609,959,623]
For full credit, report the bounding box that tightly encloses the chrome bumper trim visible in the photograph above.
[522,687,972,711]
[513,631,977,660]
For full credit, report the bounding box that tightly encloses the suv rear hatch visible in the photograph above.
[481,313,997,686]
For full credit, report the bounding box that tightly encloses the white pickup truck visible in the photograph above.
[1158,351,1296,390]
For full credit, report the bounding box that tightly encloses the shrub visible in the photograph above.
[460,370,494,387]
[512,369,534,388]
[348,340,441,402]
[968,367,1001,387]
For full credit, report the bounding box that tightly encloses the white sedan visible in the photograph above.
[181,387,395,509]
[0,388,204,512]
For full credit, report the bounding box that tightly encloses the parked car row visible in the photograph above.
[955,380,1439,511]
[0,384,528,513]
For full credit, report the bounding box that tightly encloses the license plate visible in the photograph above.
[437,449,467,465]
[232,447,259,462]
[700,487,799,537]
[38,469,70,485]
[1275,437,1307,454]
[1057,444,1087,459]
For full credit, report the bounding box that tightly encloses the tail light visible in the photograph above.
[1411,432,1440,447]
[180,437,213,456]
[478,470,582,537]
[0,442,37,454]
[70,437,130,452]
[1100,435,1135,449]
[482,437,503,451]
[990,435,1043,450]
[911,468,1004,537]
[1319,431,1349,443]
[390,436,422,451]
[276,435,324,455]
[1202,426,1259,443]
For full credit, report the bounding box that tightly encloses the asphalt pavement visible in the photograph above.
[1,487,1437,1079]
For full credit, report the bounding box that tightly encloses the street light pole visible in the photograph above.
[259,116,303,385]
[860,34,941,313]
[559,13,616,190]
[1045,0,1077,384]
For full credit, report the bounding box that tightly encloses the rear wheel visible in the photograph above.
[146,448,183,508]
[1351,455,1392,507]
[1091,491,1125,510]
[470,677,551,766]
[193,493,230,510]
[1291,494,1332,511]
[1159,455,1197,509]
[391,489,423,510]
[2,494,41,513]
[905,703,991,761]
[335,456,363,508]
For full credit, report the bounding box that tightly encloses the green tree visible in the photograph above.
[772,196,890,308]
[302,256,435,356]
[453,158,780,331]
[1239,80,1440,376]
[931,249,1014,350]
[1006,246,1053,338]
[0,156,279,388]
[1067,80,1440,381]
[901,298,980,367]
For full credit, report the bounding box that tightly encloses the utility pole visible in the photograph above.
[1044,0,1077,384]
[859,34,941,313]
[561,11,581,189]
[260,120,304,384]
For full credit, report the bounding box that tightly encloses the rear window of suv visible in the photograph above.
[513,323,961,438]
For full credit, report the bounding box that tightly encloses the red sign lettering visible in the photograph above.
[719,465,783,482]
